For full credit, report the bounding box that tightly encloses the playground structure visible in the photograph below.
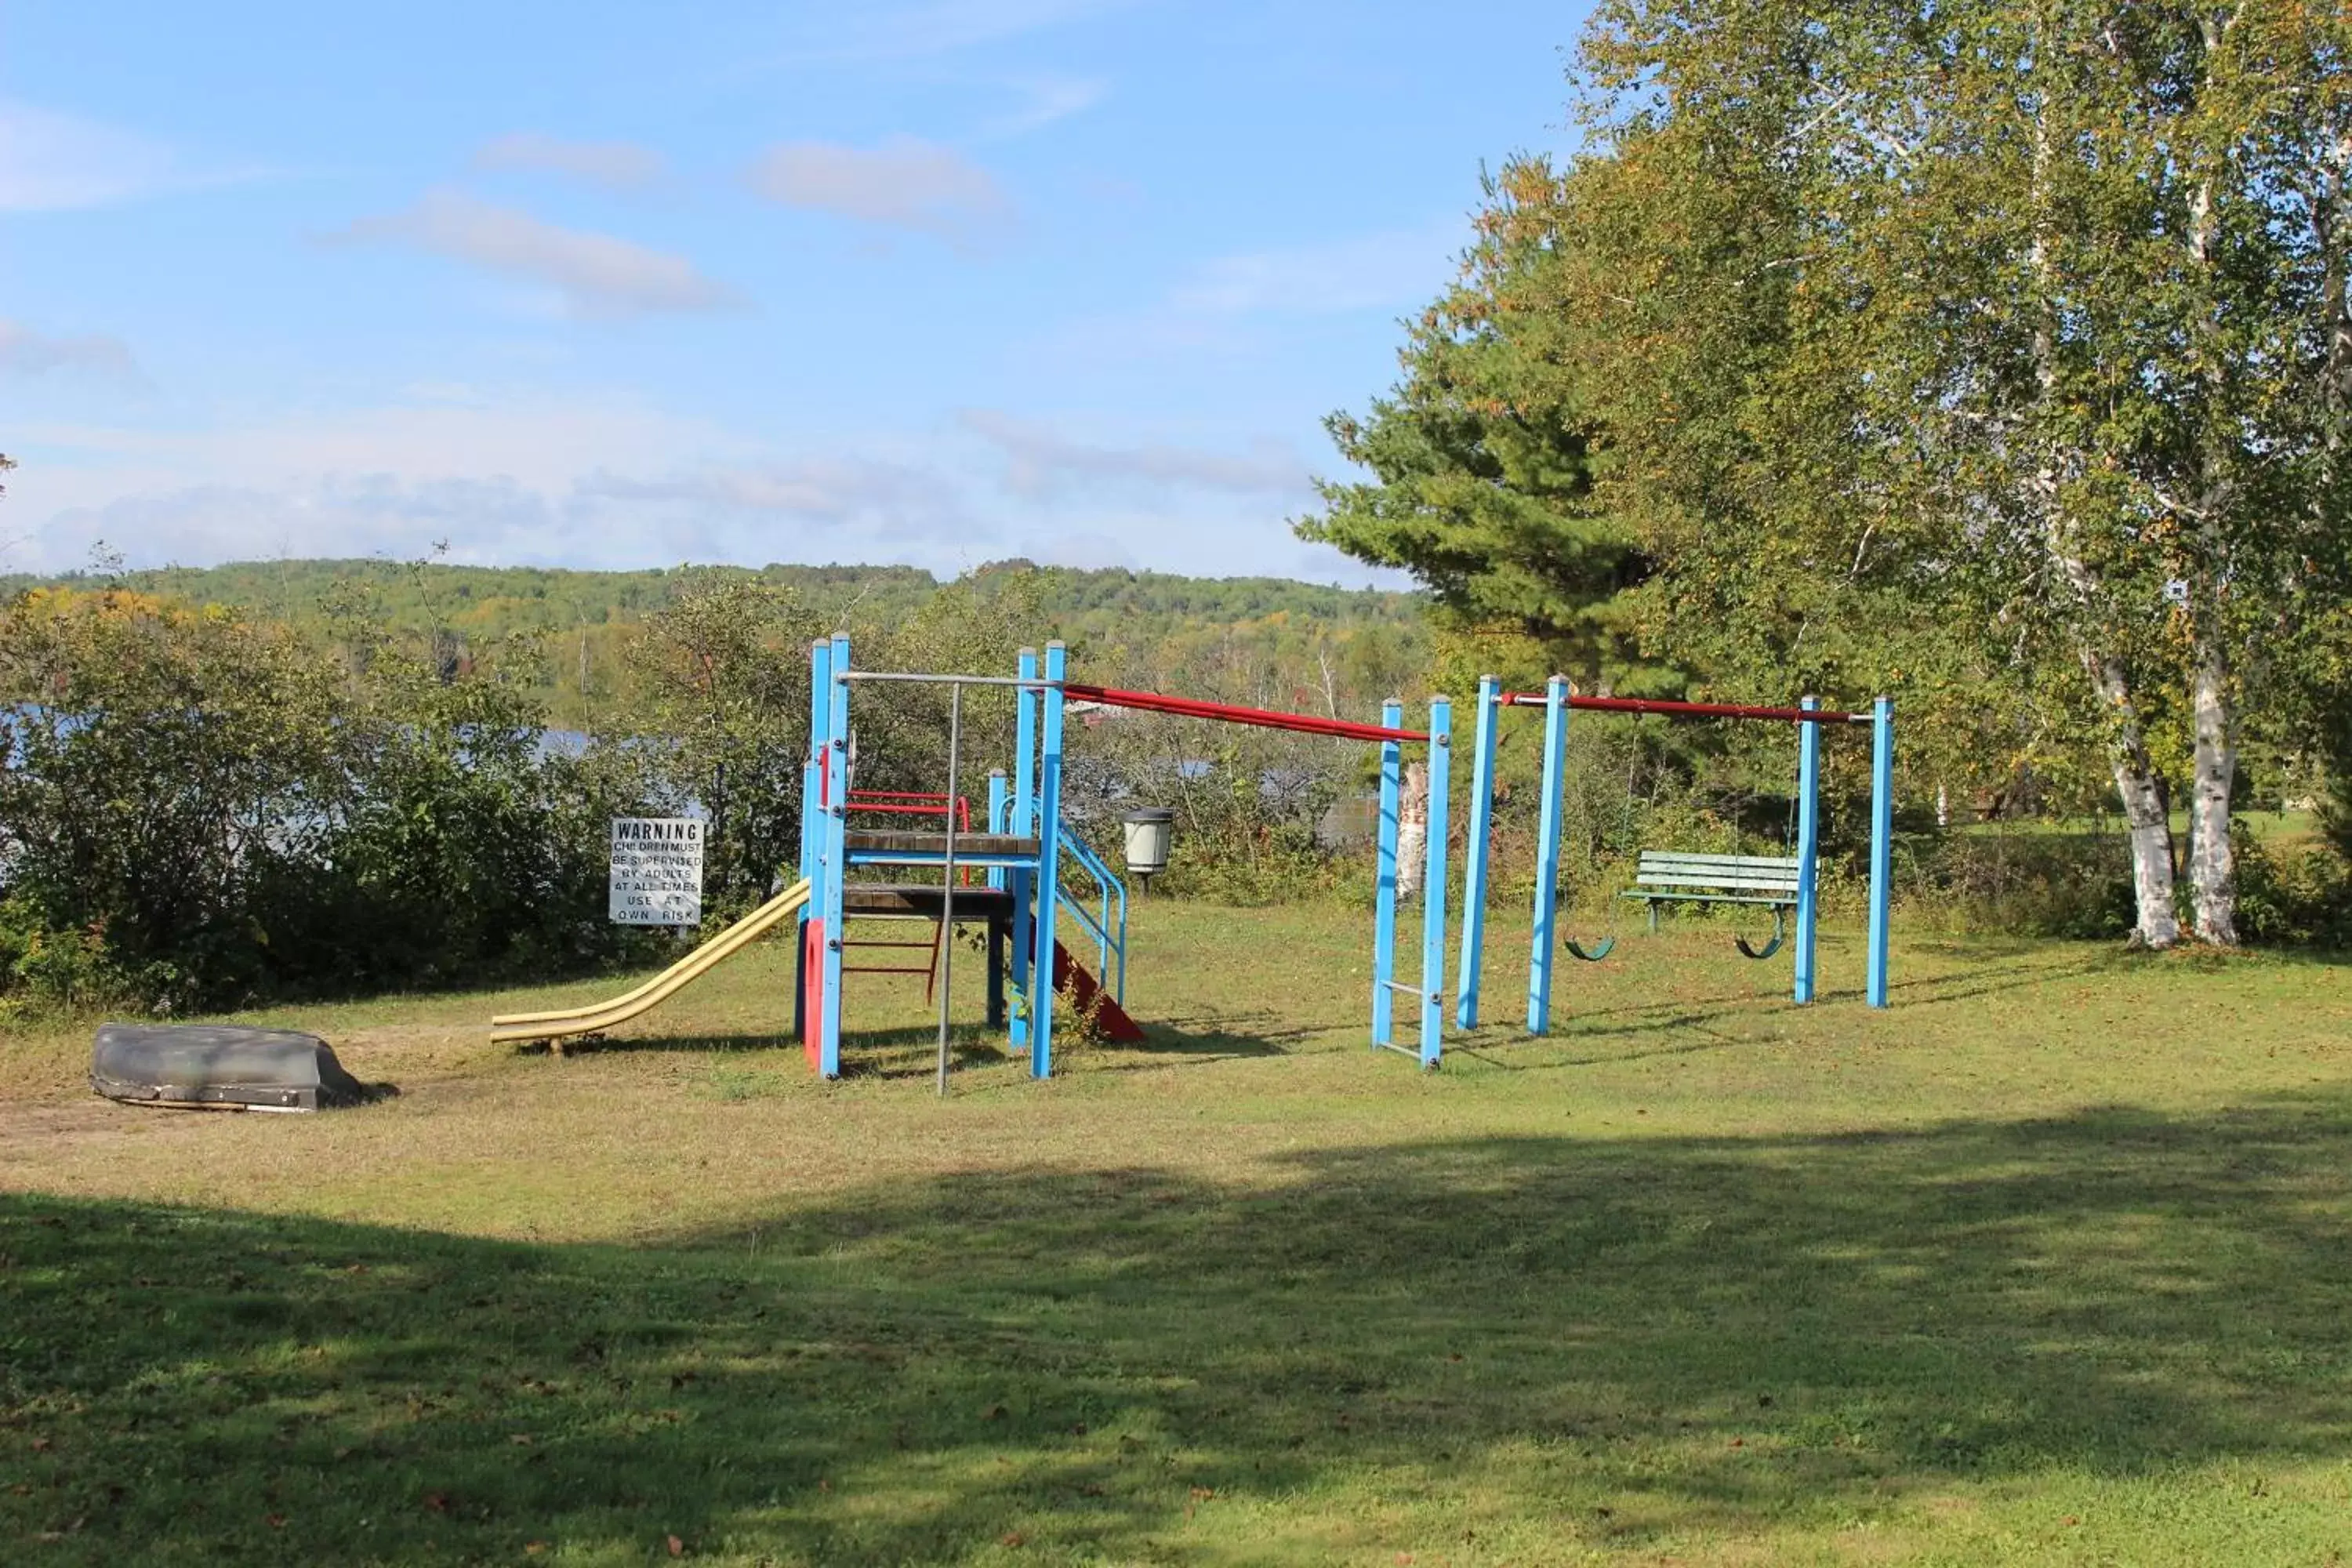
[492,650,1889,1076]
[1453,676,1895,1036]
[795,637,1456,1080]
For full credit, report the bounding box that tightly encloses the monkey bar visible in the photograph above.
[1500,691,1870,725]
[1061,679,1452,1068]
[1061,683,1429,744]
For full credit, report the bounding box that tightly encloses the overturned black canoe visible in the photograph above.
[90,1024,377,1112]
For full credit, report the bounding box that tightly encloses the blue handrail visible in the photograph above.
[1045,812,1127,1005]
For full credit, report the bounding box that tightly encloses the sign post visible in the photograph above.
[608,818,705,927]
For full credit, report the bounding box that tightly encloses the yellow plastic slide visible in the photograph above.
[489,877,812,1046]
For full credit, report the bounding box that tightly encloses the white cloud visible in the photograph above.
[0,321,142,383]
[6,394,976,572]
[747,137,1012,245]
[326,190,742,319]
[0,99,183,212]
[957,408,1308,498]
[1171,223,1465,316]
[773,0,1127,64]
[470,132,670,193]
[984,76,1110,137]
[2,394,1381,583]
[581,459,971,543]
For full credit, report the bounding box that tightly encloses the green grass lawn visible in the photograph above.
[4,902,2350,1565]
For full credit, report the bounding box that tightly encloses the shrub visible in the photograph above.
[2232,827,2352,949]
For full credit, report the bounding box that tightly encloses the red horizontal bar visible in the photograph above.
[1501,691,1863,724]
[1062,683,1429,744]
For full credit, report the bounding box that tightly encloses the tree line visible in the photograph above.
[0,556,1425,729]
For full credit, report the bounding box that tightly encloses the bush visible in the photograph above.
[1900,829,2136,939]
[0,588,662,1014]
[2232,827,2352,949]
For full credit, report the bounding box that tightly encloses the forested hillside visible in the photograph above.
[0,558,1427,727]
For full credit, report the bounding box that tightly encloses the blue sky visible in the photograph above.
[1,0,1588,583]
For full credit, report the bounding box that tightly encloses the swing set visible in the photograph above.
[1454,675,1896,1037]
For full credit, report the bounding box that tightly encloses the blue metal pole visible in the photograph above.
[1867,695,1894,1008]
[987,770,1008,889]
[1793,696,1823,1005]
[1419,696,1452,1069]
[1527,676,1568,1034]
[818,633,851,1077]
[795,638,830,1047]
[1009,648,1037,1051]
[1111,873,1127,1007]
[1371,698,1403,1049]
[1455,677,1498,1029]
[801,638,829,896]
[1029,642,1067,1078]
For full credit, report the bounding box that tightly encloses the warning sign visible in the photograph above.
[608,818,705,926]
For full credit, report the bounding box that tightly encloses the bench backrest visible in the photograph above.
[1633,850,1802,895]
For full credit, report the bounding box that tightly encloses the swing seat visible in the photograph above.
[1563,934,1615,963]
[1733,906,1788,960]
[1618,851,1802,960]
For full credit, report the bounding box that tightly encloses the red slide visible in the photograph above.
[1052,943,1146,1044]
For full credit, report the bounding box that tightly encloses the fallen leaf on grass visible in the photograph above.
[999,1532,1025,1548]
[524,1544,547,1556]
[265,1514,286,1529]
[667,1534,685,1556]
[422,1491,451,1515]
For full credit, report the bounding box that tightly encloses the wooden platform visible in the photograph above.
[843,829,1040,861]
[840,884,1015,920]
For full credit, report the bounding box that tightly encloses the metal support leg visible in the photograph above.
[1418,696,1451,1069]
[1527,676,1567,1034]
[1867,695,1894,1008]
[1371,699,1403,1049]
[1456,676,1497,1029]
[818,633,851,1078]
[986,920,1007,1029]
[1794,696,1823,1004]
[1010,648,1037,1051]
[1029,642,1066,1078]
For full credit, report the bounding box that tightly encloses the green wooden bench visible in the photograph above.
[1621,850,1802,957]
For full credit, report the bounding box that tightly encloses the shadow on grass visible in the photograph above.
[8,1096,2352,1562]
[1454,953,2111,1072]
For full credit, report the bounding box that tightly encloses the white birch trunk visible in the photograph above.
[2188,635,2238,945]
[1396,759,1428,904]
[2086,652,2180,948]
